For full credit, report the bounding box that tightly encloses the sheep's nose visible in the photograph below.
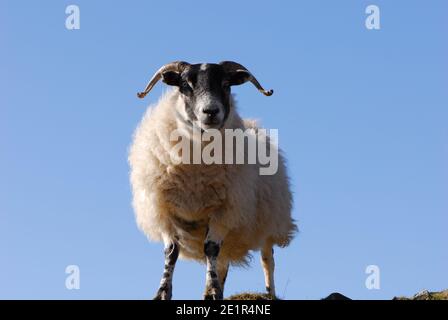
[202,107,220,117]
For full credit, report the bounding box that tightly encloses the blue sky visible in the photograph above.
[1,0,447,299]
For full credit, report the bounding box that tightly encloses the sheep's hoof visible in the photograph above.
[267,293,278,300]
[153,285,172,300]
[203,287,223,300]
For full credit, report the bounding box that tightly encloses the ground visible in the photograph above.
[226,292,276,300]
[226,289,448,300]
[393,289,448,300]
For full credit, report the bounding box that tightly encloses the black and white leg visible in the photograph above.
[203,225,227,300]
[154,241,179,300]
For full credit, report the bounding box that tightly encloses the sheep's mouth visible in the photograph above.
[203,119,220,126]
[201,119,222,129]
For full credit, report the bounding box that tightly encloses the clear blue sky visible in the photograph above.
[1,0,447,299]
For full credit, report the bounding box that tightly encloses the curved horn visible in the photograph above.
[137,61,190,99]
[219,61,273,96]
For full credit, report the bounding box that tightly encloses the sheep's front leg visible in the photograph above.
[154,241,179,300]
[203,223,227,300]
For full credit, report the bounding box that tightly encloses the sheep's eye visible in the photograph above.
[180,81,193,95]
[222,81,230,89]
[181,81,192,90]
[188,74,198,87]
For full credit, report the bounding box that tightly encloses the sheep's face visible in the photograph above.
[163,63,249,130]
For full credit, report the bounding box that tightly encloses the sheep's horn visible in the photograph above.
[219,61,274,96]
[137,61,190,99]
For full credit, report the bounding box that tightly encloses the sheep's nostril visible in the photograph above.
[202,107,219,117]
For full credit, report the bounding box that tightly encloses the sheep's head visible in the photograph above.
[137,61,273,130]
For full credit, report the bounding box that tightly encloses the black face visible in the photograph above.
[162,63,250,130]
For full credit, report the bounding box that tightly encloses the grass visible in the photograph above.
[226,292,277,300]
[225,289,448,300]
[393,289,448,300]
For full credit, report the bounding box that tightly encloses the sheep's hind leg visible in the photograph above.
[217,261,229,293]
[261,243,276,299]
[153,241,179,300]
[203,224,227,300]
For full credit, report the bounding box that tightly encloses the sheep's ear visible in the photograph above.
[227,70,251,86]
[162,71,181,86]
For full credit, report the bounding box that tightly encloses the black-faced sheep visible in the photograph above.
[129,61,296,300]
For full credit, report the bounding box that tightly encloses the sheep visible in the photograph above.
[129,61,297,300]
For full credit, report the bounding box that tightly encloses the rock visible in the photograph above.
[322,292,351,300]
[413,290,432,300]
